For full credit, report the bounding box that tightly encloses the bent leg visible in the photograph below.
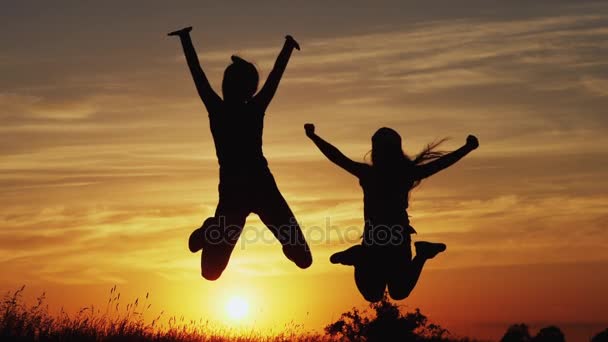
[355,260,387,302]
[200,195,248,281]
[387,255,425,300]
[387,241,446,300]
[256,180,312,269]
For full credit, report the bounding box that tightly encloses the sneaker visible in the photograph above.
[188,217,216,253]
[330,245,364,266]
[414,241,447,260]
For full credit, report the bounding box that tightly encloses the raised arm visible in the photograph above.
[305,124,367,177]
[415,135,479,180]
[253,35,300,111]
[168,27,221,112]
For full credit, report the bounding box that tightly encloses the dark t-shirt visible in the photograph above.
[207,101,269,177]
[358,166,417,236]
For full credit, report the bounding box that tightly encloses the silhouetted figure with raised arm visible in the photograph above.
[168,26,312,280]
[305,124,478,302]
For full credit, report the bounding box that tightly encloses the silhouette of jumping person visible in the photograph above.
[305,124,478,302]
[168,26,312,281]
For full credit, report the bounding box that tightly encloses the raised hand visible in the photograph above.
[304,123,315,138]
[285,35,301,51]
[168,26,193,37]
[466,135,479,150]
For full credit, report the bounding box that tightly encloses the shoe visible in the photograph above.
[330,245,364,266]
[283,243,313,269]
[188,217,216,253]
[414,241,446,259]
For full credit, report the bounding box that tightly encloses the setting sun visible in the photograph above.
[226,296,249,320]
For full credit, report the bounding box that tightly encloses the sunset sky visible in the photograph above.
[1,0,608,340]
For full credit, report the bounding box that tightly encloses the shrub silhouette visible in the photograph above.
[501,324,567,342]
[532,326,565,342]
[500,324,531,342]
[324,294,455,342]
[592,328,608,342]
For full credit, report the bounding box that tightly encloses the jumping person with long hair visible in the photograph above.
[304,123,478,301]
[168,26,312,281]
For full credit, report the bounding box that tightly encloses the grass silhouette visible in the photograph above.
[0,286,324,341]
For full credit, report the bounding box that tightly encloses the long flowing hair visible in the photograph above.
[369,127,448,189]
[406,138,448,188]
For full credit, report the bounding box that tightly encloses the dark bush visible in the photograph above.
[325,294,457,342]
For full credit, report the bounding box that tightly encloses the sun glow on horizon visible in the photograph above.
[225,296,249,321]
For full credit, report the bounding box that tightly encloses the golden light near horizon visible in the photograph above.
[225,296,249,321]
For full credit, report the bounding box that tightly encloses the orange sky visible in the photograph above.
[1,1,608,341]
